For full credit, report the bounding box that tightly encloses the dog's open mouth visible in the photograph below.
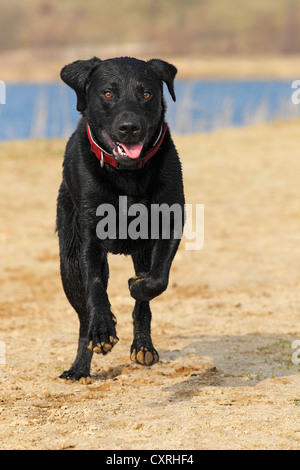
[101,131,144,161]
[113,142,143,160]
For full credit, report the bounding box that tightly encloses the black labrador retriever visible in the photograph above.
[56,56,185,381]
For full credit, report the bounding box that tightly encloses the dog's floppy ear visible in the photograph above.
[60,57,101,112]
[147,59,177,102]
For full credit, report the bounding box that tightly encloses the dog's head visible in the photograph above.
[60,56,177,166]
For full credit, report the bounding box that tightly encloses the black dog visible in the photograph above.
[56,56,185,381]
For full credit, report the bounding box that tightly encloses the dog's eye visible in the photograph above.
[143,92,151,99]
[104,91,113,99]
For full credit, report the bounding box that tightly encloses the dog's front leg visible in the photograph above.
[129,237,181,302]
[80,235,119,355]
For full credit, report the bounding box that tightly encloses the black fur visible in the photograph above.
[56,56,185,381]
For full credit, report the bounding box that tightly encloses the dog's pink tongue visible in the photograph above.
[120,143,143,159]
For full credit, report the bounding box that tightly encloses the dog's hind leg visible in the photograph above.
[59,255,94,382]
[130,250,159,366]
[57,187,93,381]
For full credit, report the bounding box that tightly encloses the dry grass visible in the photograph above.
[2,0,300,81]
[1,49,300,81]
[2,0,300,55]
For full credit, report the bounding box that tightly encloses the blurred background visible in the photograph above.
[1,0,300,139]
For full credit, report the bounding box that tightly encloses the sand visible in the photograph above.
[0,121,299,450]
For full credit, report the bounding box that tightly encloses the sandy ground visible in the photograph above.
[0,121,300,450]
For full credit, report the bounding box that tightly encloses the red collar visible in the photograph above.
[86,122,168,170]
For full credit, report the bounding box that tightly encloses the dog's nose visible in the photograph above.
[118,121,141,140]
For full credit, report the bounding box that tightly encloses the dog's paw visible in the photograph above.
[128,273,168,301]
[130,346,159,366]
[87,313,119,355]
[59,369,93,384]
[88,336,119,354]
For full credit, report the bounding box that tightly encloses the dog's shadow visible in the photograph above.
[88,332,299,406]
[150,332,299,405]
